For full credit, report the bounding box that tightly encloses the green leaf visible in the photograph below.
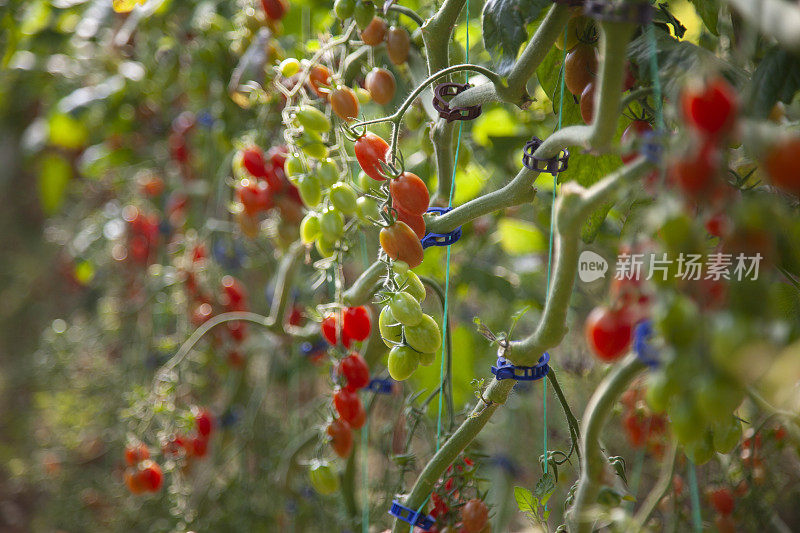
[482,0,551,75]
[471,107,520,148]
[688,0,719,35]
[514,486,535,513]
[38,153,72,215]
[533,471,556,504]
[749,47,800,119]
[627,26,745,97]
[495,218,546,255]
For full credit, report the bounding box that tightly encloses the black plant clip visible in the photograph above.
[584,0,655,24]
[432,83,482,122]
[522,136,570,175]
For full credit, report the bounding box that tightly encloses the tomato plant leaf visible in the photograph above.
[482,0,551,76]
[749,47,800,119]
[534,471,556,505]
[688,0,719,35]
[513,486,536,513]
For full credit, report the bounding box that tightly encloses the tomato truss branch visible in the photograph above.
[632,437,678,530]
[566,354,646,533]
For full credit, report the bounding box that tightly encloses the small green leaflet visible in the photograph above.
[482,0,551,75]
[688,0,719,36]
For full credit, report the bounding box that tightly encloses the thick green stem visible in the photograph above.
[566,354,646,533]
[342,260,384,306]
[390,378,516,533]
[534,19,636,160]
[508,157,653,365]
[450,4,571,109]
[426,166,538,233]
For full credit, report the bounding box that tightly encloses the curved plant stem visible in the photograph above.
[342,260,385,306]
[386,4,425,27]
[632,437,678,530]
[566,354,646,533]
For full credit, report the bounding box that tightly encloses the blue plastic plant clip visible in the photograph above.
[491,353,550,381]
[366,377,394,394]
[633,320,659,368]
[421,206,462,249]
[388,500,435,530]
[640,130,664,164]
[301,339,328,356]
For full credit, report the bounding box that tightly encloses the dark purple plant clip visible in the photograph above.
[522,137,570,175]
[584,0,655,24]
[491,353,550,381]
[633,319,659,368]
[389,500,435,530]
[432,83,482,123]
[421,206,462,249]
[366,377,395,394]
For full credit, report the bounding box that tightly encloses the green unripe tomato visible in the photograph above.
[389,291,423,326]
[299,130,328,159]
[417,349,436,366]
[353,0,375,29]
[379,306,402,347]
[684,432,715,466]
[358,170,381,192]
[279,58,300,77]
[388,345,420,381]
[644,371,672,413]
[695,373,743,424]
[329,183,358,215]
[404,314,442,354]
[308,461,339,495]
[317,159,339,188]
[555,15,592,51]
[300,212,321,243]
[355,87,371,104]
[393,260,409,278]
[395,270,425,302]
[320,207,345,240]
[297,174,322,207]
[334,0,355,19]
[356,196,379,224]
[315,236,336,257]
[296,106,331,133]
[285,154,306,178]
[657,295,700,348]
[712,416,742,454]
[667,397,702,444]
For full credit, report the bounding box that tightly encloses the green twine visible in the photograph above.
[413,3,469,530]
[687,460,703,532]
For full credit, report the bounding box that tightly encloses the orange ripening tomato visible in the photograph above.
[308,65,332,99]
[390,172,430,215]
[354,132,390,181]
[326,418,353,458]
[380,221,424,268]
[330,87,359,121]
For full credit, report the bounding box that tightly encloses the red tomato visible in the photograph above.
[194,408,214,438]
[764,137,800,196]
[261,0,288,20]
[342,307,371,342]
[461,499,489,533]
[338,352,370,390]
[585,306,634,362]
[623,412,646,447]
[308,65,332,99]
[237,179,272,215]
[681,77,738,138]
[190,436,209,458]
[333,387,365,429]
[709,487,734,516]
[396,207,426,239]
[242,146,267,177]
[669,143,719,197]
[330,87,359,122]
[124,468,146,494]
[327,418,354,458]
[137,460,163,492]
[124,443,150,466]
[354,132,390,181]
[227,320,248,342]
[379,221,424,268]
[221,275,247,310]
[390,172,430,215]
[227,349,246,368]
[321,313,352,347]
[580,82,595,125]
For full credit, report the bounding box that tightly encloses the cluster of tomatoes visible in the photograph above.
[619,383,667,454]
[417,456,491,533]
[162,407,216,463]
[378,263,442,381]
[556,12,636,125]
[122,205,161,265]
[122,443,163,495]
[331,352,371,430]
[233,143,304,240]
